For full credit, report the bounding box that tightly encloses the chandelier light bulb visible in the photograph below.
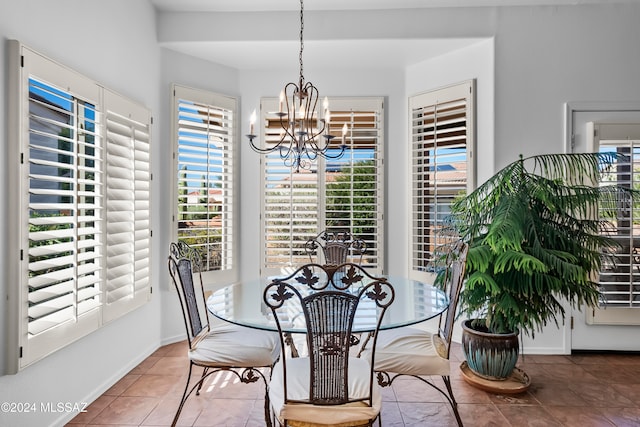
[342,123,348,145]
[249,110,256,136]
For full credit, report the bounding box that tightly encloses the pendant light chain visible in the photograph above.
[299,0,305,88]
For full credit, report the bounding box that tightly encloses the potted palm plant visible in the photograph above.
[448,152,636,390]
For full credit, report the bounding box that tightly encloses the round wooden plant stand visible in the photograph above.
[460,361,531,394]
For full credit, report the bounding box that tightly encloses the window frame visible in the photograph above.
[7,40,152,372]
[409,80,476,282]
[170,84,239,286]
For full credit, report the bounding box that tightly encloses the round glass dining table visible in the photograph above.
[206,275,449,334]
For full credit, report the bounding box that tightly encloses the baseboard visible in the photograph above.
[162,333,187,347]
[519,345,568,355]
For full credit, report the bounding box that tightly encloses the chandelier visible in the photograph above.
[246,0,346,172]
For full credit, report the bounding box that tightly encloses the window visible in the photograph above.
[171,85,237,284]
[410,81,475,280]
[260,97,384,276]
[8,41,152,370]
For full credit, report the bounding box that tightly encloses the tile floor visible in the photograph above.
[67,340,640,427]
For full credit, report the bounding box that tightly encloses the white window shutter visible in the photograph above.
[593,127,640,308]
[19,45,104,368]
[410,81,475,280]
[323,99,383,272]
[103,90,152,322]
[173,85,237,284]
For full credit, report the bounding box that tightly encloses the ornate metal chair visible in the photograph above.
[359,241,468,427]
[263,263,394,427]
[168,241,280,427]
[305,230,367,267]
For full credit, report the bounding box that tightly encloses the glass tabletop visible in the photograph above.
[207,275,449,333]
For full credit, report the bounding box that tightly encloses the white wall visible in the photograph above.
[0,1,163,426]
[493,5,640,167]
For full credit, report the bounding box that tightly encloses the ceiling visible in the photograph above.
[151,0,639,70]
[150,0,636,12]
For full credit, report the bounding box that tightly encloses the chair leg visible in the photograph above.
[264,379,273,427]
[196,366,209,395]
[172,363,194,427]
[442,375,463,427]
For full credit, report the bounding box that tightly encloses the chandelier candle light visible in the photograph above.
[246,0,347,172]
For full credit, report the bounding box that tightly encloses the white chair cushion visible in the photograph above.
[361,327,450,377]
[269,356,381,426]
[190,323,280,367]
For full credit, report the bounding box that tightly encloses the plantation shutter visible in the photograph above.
[261,96,319,269]
[410,81,475,279]
[323,98,384,272]
[592,123,640,309]
[103,90,152,322]
[261,97,384,275]
[26,76,103,364]
[173,85,236,283]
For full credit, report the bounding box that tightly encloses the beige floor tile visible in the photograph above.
[89,396,160,425]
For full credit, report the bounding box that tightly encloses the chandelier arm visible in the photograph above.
[306,126,329,147]
[302,145,319,161]
[318,144,347,159]
[282,152,296,169]
[305,134,326,153]
[248,137,283,154]
[278,115,295,144]
[283,81,299,142]
[279,140,296,159]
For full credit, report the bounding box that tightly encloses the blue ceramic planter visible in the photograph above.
[461,319,519,380]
